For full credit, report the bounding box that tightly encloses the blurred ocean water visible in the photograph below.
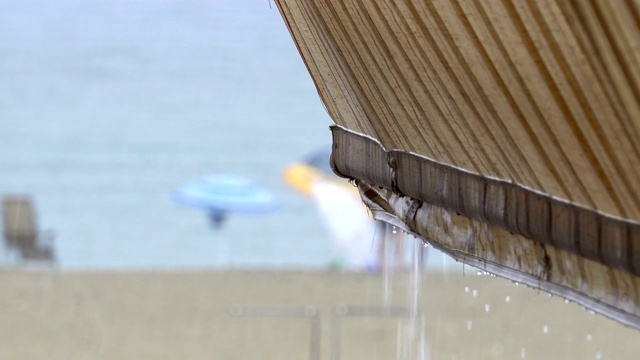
[0,0,336,269]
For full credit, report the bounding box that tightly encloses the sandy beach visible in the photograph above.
[0,269,637,359]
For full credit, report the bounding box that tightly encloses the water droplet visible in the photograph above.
[548,293,552,297]
[586,334,592,342]
[564,299,570,304]
[520,347,526,358]
[515,282,520,286]
[467,320,472,330]
[485,304,490,312]
[589,310,595,315]
[543,324,549,333]
[505,295,511,302]
[472,290,478,297]
[477,270,483,275]
[595,351,602,359]
[464,286,469,293]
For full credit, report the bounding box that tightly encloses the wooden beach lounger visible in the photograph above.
[2,195,56,263]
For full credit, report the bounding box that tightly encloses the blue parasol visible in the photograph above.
[173,174,281,228]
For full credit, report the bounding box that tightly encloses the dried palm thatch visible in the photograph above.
[275,0,640,328]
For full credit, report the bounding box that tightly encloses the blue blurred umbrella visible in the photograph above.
[302,147,333,175]
[174,174,281,228]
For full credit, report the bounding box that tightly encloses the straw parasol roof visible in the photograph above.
[276,0,640,328]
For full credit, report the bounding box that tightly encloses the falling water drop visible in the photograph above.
[564,299,570,304]
[543,325,549,333]
[586,334,593,342]
[505,295,511,303]
[464,286,469,293]
[595,351,602,359]
[467,320,472,330]
[472,290,478,297]
[520,347,526,358]
[485,304,490,313]
[477,270,483,275]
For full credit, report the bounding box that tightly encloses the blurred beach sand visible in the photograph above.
[0,270,637,359]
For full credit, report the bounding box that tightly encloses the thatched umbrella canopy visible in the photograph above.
[276,0,640,329]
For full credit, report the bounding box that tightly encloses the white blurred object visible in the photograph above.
[283,159,378,270]
[310,180,377,269]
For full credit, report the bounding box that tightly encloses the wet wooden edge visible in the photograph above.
[330,125,640,277]
[330,125,640,329]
